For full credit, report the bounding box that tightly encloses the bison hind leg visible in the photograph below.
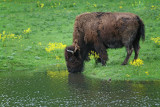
[133,40,140,60]
[121,45,133,65]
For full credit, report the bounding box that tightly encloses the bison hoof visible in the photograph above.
[101,63,106,66]
[101,60,106,66]
[121,63,127,65]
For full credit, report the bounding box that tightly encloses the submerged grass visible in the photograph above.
[0,0,160,81]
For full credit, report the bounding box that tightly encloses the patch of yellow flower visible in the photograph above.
[37,1,44,8]
[151,5,156,10]
[0,31,22,42]
[40,3,44,8]
[130,58,144,67]
[93,4,97,8]
[45,42,66,53]
[119,6,123,9]
[38,42,42,46]
[151,5,155,8]
[151,37,160,45]
[56,56,60,60]
[145,72,149,75]
[23,28,31,34]
[50,2,61,8]
[88,50,100,60]
[126,74,130,77]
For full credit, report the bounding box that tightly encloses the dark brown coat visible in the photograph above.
[65,12,145,73]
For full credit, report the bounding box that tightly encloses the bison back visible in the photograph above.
[73,12,142,48]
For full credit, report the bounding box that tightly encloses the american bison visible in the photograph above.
[65,12,145,73]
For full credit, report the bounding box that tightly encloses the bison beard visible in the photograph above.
[65,12,145,73]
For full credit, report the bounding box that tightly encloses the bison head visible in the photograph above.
[64,45,84,73]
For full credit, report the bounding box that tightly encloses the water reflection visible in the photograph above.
[68,73,87,89]
[68,73,160,106]
[0,70,160,106]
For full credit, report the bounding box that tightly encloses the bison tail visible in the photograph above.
[138,17,145,42]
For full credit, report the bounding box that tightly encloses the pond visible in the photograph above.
[0,70,160,106]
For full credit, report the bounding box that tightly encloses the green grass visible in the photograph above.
[0,0,160,81]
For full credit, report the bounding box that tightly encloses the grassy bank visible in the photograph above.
[0,0,160,80]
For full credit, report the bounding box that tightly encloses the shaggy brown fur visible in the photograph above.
[65,12,145,73]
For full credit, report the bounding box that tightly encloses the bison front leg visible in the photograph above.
[94,43,108,66]
[122,46,133,65]
[95,58,101,64]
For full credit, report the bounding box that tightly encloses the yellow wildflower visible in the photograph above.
[3,31,5,35]
[45,47,51,53]
[56,56,60,60]
[9,33,15,39]
[93,4,97,7]
[23,28,31,34]
[151,5,156,10]
[45,42,66,53]
[0,33,2,39]
[2,36,6,42]
[145,72,149,75]
[151,37,160,45]
[89,50,100,60]
[126,74,130,77]
[130,58,144,67]
[18,35,22,39]
[14,36,18,39]
[38,42,42,46]
[0,31,22,42]
[119,6,123,9]
[40,3,44,8]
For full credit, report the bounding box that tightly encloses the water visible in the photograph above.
[0,70,160,106]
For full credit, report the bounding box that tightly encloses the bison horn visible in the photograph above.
[67,49,74,54]
[74,40,80,52]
